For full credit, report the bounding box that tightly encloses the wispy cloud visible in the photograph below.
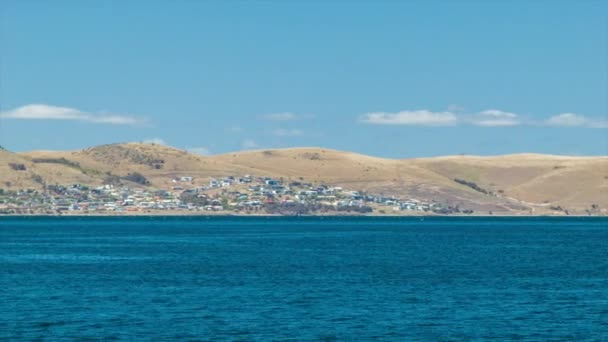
[272,128,303,137]
[447,104,465,112]
[360,108,606,129]
[470,110,521,127]
[0,104,145,126]
[261,112,298,121]
[187,146,211,155]
[360,110,458,126]
[226,125,243,133]
[142,138,167,145]
[241,139,259,150]
[545,113,608,128]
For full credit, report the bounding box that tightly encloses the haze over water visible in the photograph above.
[2,217,607,340]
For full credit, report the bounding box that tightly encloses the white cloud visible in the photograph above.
[272,128,303,137]
[546,113,587,126]
[0,104,145,126]
[226,125,243,133]
[447,104,465,112]
[544,113,607,128]
[91,115,142,125]
[187,147,211,155]
[471,110,521,127]
[1,104,83,120]
[142,138,167,145]
[359,108,607,129]
[589,121,608,129]
[360,110,458,126]
[241,139,259,150]
[262,112,298,121]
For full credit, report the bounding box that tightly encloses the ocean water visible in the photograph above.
[1,216,607,341]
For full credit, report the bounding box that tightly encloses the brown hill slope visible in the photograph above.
[210,148,530,213]
[212,148,608,214]
[411,154,608,211]
[0,148,96,189]
[20,143,259,189]
[2,143,606,214]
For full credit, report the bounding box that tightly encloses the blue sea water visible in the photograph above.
[1,216,607,341]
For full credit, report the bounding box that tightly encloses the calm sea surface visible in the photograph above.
[1,216,607,341]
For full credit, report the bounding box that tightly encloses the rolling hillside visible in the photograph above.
[2,143,606,215]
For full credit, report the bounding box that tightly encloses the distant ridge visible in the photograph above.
[2,142,607,215]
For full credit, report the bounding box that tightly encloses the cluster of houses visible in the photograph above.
[0,185,183,214]
[0,175,463,215]
[192,175,443,212]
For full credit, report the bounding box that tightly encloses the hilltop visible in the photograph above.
[1,143,607,215]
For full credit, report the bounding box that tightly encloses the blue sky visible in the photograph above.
[0,1,606,157]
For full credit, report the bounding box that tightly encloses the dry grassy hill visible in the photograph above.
[211,148,540,214]
[0,148,97,189]
[19,143,261,189]
[411,154,608,212]
[2,143,606,215]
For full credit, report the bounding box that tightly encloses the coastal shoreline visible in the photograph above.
[1,212,604,218]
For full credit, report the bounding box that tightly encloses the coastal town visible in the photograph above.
[0,174,470,215]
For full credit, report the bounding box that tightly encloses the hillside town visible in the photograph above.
[0,174,470,215]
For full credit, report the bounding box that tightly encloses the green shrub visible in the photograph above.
[122,172,150,185]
